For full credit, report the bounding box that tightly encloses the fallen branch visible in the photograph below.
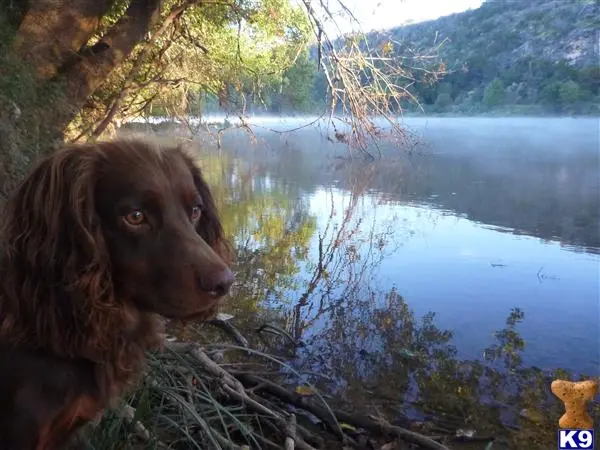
[133,341,454,449]
[235,373,450,450]
[285,413,297,450]
[257,323,300,348]
[163,342,318,449]
[208,317,250,348]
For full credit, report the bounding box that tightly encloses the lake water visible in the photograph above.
[142,116,599,443]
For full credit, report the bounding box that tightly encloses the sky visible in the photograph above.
[318,0,485,36]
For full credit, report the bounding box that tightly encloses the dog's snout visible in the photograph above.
[200,267,235,298]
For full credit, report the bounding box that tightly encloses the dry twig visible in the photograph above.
[157,341,450,450]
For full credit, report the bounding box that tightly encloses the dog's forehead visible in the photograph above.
[98,142,199,199]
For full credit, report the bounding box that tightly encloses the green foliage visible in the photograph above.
[434,92,452,110]
[278,51,318,113]
[0,0,24,29]
[64,0,315,136]
[538,81,560,105]
[483,78,506,107]
[368,0,600,116]
[558,80,584,104]
[0,10,72,197]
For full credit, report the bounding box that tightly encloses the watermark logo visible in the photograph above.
[551,379,598,450]
[558,430,595,449]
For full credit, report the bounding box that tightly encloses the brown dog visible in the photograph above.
[0,137,234,449]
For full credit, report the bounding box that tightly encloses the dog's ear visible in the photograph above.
[0,145,123,361]
[3,146,104,273]
[187,161,235,266]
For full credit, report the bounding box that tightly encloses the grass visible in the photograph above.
[79,343,292,450]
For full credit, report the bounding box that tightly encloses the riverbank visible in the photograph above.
[77,311,599,450]
[79,327,463,450]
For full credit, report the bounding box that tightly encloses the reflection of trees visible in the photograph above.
[294,291,600,449]
[188,149,400,348]
[184,153,318,321]
[281,163,399,344]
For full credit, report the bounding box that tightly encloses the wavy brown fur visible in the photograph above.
[0,137,234,449]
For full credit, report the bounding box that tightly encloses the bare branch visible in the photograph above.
[298,0,448,157]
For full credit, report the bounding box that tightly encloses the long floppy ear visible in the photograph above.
[188,162,235,266]
[0,145,121,361]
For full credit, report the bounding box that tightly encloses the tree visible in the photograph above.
[279,51,318,113]
[578,66,600,93]
[539,81,562,106]
[558,80,583,104]
[434,92,453,110]
[0,0,448,200]
[483,77,505,107]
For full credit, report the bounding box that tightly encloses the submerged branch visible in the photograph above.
[235,373,450,450]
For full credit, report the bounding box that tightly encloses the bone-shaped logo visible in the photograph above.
[551,379,598,429]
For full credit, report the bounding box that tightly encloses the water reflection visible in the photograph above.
[212,117,599,254]
[158,117,599,449]
[296,297,599,449]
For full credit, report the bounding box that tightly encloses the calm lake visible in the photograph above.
[136,116,599,440]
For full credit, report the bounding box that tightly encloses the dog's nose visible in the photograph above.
[203,267,235,298]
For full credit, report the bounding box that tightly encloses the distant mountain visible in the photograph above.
[316,0,600,115]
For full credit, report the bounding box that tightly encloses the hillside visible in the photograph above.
[390,0,598,69]
[191,0,599,116]
[369,0,599,115]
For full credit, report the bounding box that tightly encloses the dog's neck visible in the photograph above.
[93,307,165,402]
[0,277,164,404]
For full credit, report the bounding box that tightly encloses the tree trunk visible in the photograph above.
[56,0,164,129]
[0,0,166,200]
[13,0,111,81]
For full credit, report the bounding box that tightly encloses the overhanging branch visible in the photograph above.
[57,0,165,117]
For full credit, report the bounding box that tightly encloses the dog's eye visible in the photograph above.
[190,205,202,221]
[124,210,146,226]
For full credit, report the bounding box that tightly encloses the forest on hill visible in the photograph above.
[197,0,599,116]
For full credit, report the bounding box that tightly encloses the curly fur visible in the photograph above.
[0,137,234,449]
